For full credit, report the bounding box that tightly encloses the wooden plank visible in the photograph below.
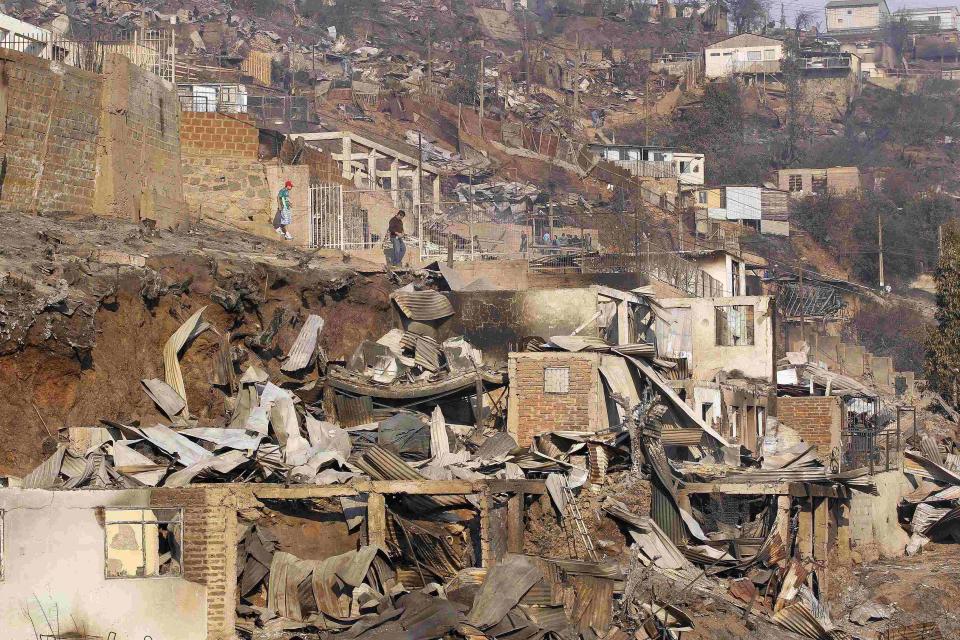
[367,492,386,549]
[798,498,813,561]
[281,314,324,373]
[506,493,524,553]
[248,479,545,500]
[681,482,790,495]
[479,488,492,567]
[788,482,845,498]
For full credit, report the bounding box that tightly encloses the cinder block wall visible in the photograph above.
[180,111,259,158]
[776,396,843,455]
[0,51,102,214]
[507,352,600,446]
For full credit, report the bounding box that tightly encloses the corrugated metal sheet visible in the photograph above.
[391,290,454,321]
[335,395,374,428]
[400,331,441,372]
[355,446,472,510]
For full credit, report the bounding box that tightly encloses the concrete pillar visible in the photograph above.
[390,161,400,206]
[776,496,791,550]
[814,496,830,594]
[367,150,377,189]
[412,171,422,219]
[341,135,353,179]
[433,175,441,214]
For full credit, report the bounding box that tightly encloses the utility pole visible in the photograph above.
[878,211,885,289]
[427,27,433,96]
[939,224,944,264]
[573,32,581,110]
[676,193,683,250]
[478,42,485,136]
[644,77,650,146]
[780,2,786,30]
[799,266,804,345]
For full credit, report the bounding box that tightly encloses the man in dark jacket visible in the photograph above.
[388,210,406,266]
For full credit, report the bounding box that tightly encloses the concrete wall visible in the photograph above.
[442,288,602,364]
[0,489,208,640]
[847,470,912,560]
[507,352,602,445]
[93,54,185,227]
[656,295,775,381]
[826,4,885,31]
[776,395,843,458]
[180,111,259,158]
[0,49,186,226]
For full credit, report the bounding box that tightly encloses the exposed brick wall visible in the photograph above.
[180,111,259,158]
[508,352,599,446]
[0,49,186,226]
[0,51,102,214]
[776,396,843,455]
[151,486,238,640]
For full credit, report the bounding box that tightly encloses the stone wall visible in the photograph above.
[776,395,843,456]
[181,155,310,245]
[507,352,601,445]
[0,50,101,214]
[0,49,186,226]
[180,111,259,158]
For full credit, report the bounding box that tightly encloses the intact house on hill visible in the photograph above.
[825,0,890,32]
[777,166,861,197]
[895,6,960,32]
[690,185,790,236]
[704,33,784,78]
[588,143,705,185]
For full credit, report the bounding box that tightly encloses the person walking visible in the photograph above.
[275,180,294,240]
[388,209,406,266]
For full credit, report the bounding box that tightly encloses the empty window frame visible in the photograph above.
[105,508,183,578]
[698,190,708,204]
[812,175,828,194]
[544,367,570,394]
[715,305,755,346]
[788,174,803,192]
[763,48,777,60]
[746,50,762,61]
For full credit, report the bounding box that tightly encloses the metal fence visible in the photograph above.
[0,30,175,82]
[644,251,725,297]
[838,425,902,474]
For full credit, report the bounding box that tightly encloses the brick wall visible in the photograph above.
[508,352,600,446]
[776,396,843,455]
[0,49,186,226]
[151,485,239,640]
[180,111,259,158]
[0,51,102,214]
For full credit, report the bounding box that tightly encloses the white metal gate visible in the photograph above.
[308,184,376,250]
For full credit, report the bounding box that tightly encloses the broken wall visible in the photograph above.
[656,296,775,382]
[506,351,603,445]
[775,396,843,458]
[0,49,186,226]
[0,488,208,640]
[93,54,185,227]
[441,288,602,363]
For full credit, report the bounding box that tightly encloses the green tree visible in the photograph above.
[926,222,960,400]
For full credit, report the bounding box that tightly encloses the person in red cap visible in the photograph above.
[275,180,294,240]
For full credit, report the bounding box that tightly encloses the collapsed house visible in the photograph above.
[0,275,937,640]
